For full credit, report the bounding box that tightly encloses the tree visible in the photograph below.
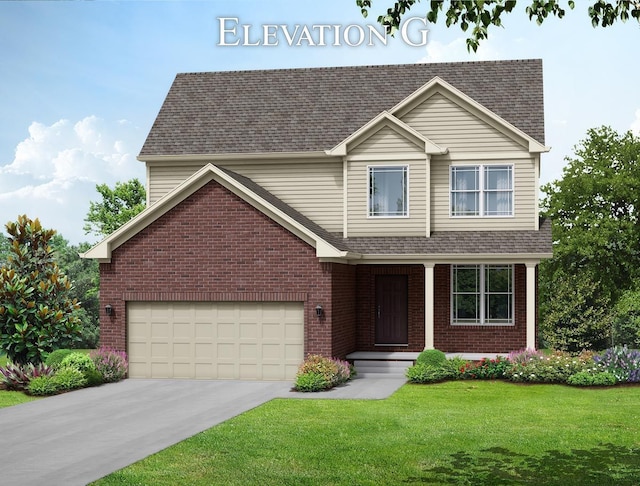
[52,236,100,348]
[83,179,146,238]
[0,216,82,364]
[539,267,612,351]
[0,233,10,263]
[539,126,640,350]
[357,1,640,51]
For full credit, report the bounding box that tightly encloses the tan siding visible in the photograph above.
[148,163,204,204]
[431,156,536,231]
[229,161,343,233]
[148,160,344,234]
[349,125,421,155]
[400,92,525,152]
[347,159,427,237]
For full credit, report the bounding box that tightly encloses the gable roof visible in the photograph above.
[81,164,352,262]
[139,59,545,158]
[327,111,448,156]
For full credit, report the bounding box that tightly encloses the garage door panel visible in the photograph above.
[128,302,304,380]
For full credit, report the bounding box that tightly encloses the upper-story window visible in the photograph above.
[450,165,513,217]
[368,166,408,217]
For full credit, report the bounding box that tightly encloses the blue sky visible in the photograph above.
[1,0,638,244]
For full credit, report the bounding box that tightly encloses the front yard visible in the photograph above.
[93,381,640,485]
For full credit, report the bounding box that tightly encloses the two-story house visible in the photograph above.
[83,60,552,380]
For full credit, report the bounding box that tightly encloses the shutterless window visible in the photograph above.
[450,165,513,217]
[484,165,513,216]
[368,166,408,217]
[452,264,513,325]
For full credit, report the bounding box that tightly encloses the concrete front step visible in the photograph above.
[351,359,414,377]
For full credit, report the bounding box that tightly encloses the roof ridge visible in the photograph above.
[175,58,542,77]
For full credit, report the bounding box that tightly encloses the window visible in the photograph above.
[368,166,408,217]
[452,264,513,325]
[450,165,512,217]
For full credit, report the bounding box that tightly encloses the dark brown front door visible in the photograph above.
[375,275,408,345]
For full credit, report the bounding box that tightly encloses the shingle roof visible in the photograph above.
[139,59,545,157]
[344,219,552,255]
[221,167,551,256]
[219,168,350,251]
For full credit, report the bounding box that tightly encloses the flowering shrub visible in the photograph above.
[594,346,640,383]
[507,348,544,364]
[461,356,511,380]
[294,355,353,392]
[505,351,593,383]
[90,347,128,383]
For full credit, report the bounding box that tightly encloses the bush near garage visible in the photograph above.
[294,355,353,392]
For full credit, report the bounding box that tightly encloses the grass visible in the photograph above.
[93,381,640,485]
[0,390,39,408]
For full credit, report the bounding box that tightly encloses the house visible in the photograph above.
[82,60,552,380]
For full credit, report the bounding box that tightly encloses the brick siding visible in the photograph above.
[434,264,528,353]
[99,180,345,357]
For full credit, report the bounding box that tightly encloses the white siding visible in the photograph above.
[400,92,525,152]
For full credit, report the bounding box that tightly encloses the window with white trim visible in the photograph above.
[450,165,513,217]
[452,264,513,325]
[368,166,408,217]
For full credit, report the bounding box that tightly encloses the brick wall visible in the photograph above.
[99,180,336,357]
[330,264,357,358]
[355,265,425,352]
[434,264,528,353]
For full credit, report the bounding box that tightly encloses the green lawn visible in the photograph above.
[94,381,640,485]
[0,390,39,408]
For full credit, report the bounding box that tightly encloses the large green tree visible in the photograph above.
[357,1,640,51]
[0,216,82,364]
[540,126,640,350]
[83,178,146,238]
[52,236,100,348]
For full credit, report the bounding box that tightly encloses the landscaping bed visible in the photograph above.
[0,347,127,397]
[406,346,640,387]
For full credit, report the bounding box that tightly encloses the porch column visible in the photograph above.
[424,263,435,350]
[525,262,537,349]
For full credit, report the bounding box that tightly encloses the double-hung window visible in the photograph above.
[452,264,513,325]
[368,166,408,217]
[450,165,513,217]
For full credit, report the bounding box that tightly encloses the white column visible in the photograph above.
[424,263,435,350]
[526,263,537,349]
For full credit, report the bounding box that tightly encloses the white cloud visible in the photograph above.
[0,116,146,244]
[417,35,504,63]
[631,109,640,136]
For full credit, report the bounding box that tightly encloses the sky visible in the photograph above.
[0,0,638,245]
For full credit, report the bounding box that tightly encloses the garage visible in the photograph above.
[127,301,304,380]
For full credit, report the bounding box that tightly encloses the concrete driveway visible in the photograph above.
[0,379,292,486]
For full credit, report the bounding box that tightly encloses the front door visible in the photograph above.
[375,275,409,345]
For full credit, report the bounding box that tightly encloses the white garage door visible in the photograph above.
[127,302,304,380]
